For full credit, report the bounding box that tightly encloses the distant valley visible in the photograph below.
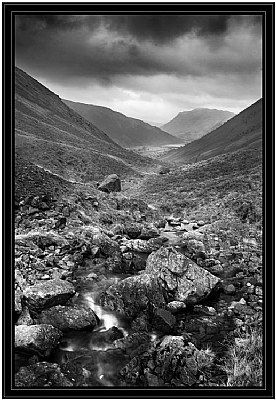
[63,99,182,148]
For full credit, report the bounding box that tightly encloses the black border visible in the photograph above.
[2,2,275,399]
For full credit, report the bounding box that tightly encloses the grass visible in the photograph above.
[222,326,263,387]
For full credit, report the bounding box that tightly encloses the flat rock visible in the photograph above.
[14,362,73,387]
[37,305,98,331]
[15,324,62,356]
[23,279,75,312]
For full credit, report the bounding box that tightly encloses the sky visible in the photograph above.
[15,14,262,124]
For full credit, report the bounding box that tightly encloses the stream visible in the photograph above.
[47,222,197,386]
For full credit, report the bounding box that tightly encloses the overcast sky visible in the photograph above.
[15,14,262,124]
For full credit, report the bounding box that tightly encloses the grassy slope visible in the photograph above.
[161,99,262,165]
[15,67,157,182]
[63,99,182,148]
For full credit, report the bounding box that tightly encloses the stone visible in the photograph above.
[23,279,75,312]
[166,301,187,314]
[16,306,33,326]
[223,284,236,295]
[145,247,220,305]
[14,362,73,387]
[158,166,170,175]
[182,231,204,241]
[124,223,142,239]
[139,224,160,240]
[101,274,166,317]
[152,308,176,333]
[121,238,162,253]
[37,305,98,331]
[98,174,121,193]
[15,324,62,356]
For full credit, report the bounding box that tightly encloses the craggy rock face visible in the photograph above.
[98,174,121,193]
[23,279,76,312]
[37,305,98,332]
[120,336,215,386]
[145,246,220,305]
[14,362,73,387]
[15,324,63,356]
[101,274,166,318]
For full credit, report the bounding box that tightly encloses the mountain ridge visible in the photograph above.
[63,99,182,148]
[161,99,262,165]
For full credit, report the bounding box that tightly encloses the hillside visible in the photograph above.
[15,67,157,182]
[63,99,182,148]
[161,99,262,165]
[161,108,235,143]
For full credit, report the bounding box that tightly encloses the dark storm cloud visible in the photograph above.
[15,14,262,84]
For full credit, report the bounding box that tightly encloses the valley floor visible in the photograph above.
[13,148,263,388]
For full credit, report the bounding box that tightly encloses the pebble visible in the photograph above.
[41,274,50,280]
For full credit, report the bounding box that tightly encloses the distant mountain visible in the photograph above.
[63,99,182,148]
[15,67,156,183]
[161,99,262,165]
[161,108,235,143]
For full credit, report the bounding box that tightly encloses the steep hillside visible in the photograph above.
[63,99,182,148]
[161,99,262,165]
[15,67,156,182]
[161,108,235,143]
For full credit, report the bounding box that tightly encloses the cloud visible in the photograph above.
[15,14,262,122]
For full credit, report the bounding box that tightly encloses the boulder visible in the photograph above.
[14,362,73,387]
[138,224,160,240]
[23,279,75,312]
[158,166,170,175]
[101,274,166,317]
[15,324,62,356]
[223,284,236,295]
[37,305,98,331]
[92,231,121,258]
[145,247,220,305]
[152,308,176,333]
[98,174,121,193]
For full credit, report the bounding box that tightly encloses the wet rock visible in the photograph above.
[37,305,98,331]
[23,279,75,312]
[131,313,150,332]
[101,274,166,317]
[98,174,121,193]
[114,332,151,356]
[15,324,62,356]
[152,308,176,333]
[14,362,73,387]
[145,247,220,305]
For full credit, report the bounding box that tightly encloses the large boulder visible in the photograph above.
[101,274,166,318]
[14,362,73,387]
[145,247,220,305]
[98,174,121,193]
[37,305,98,331]
[15,324,62,356]
[23,279,75,312]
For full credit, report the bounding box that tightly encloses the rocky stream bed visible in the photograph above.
[14,177,263,388]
